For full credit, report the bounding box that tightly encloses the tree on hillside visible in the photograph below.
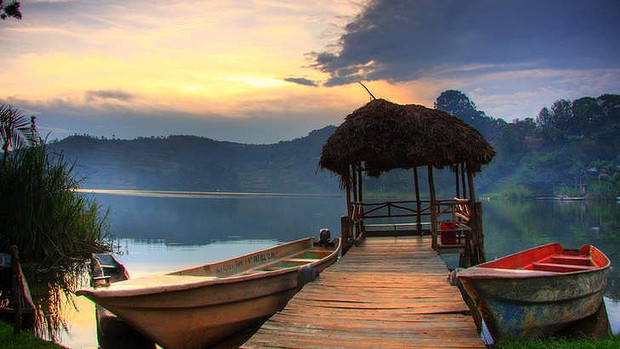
[572,97,604,136]
[434,90,504,140]
[0,0,21,20]
[536,95,620,144]
[536,99,575,141]
[494,118,536,159]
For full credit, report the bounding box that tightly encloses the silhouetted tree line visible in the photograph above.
[436,90,620,198]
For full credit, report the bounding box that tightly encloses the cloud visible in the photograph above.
[85,90,134,102]
[311,0,620,86]
[283,77,318,86]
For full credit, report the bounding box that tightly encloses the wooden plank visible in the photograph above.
[242,236,485,348]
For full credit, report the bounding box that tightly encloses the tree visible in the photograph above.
[0,0,21,20]
[435,90,503,140]
[536,100,574,141]
[550,99,573,137]
[435,90,480,124]
[572,97,603,136]
[0,104,39,164]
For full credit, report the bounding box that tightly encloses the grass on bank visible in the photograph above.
[494,335,620,349]
[0,143,110,263]
[0,321,65,349]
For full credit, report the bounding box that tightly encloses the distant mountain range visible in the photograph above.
[49,126,340,193]
[49,91,620,199]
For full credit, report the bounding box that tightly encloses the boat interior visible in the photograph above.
[524,254,597,273]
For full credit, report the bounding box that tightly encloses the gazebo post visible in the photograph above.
[461,163,467,199]
[342,173,354,254]
[357,162,363,203]
[427,166,438,250]
[413,167,422,235]
[466,166,485,265]
[351,164,362,240]
[454,164,460,198]
[345,169,353,220]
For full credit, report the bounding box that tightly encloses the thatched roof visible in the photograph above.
[319,98,495,179]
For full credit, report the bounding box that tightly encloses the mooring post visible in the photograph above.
[10,245,23,334]
[340,215,353,255]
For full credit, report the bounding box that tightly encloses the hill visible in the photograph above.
[49,92,620,199]
[49,126,340,193]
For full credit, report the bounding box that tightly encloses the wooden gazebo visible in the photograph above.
[319,98,495,267]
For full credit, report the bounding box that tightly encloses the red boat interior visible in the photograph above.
[482,244,609,273]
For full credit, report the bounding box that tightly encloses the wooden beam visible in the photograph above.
[357,162,363,203]
[454,164,460,198]
[413,167,422,235]
[10,245,22,334]
[461,163,467,199]
[427,166,437,250]
[466,165,485,265]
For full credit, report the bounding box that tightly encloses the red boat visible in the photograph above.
[457,243,610,340]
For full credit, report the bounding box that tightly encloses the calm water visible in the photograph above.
[28,191,620,348]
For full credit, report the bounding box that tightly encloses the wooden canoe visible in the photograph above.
[78,237,341,349]
[0,249,36,330]
[457,243,610,341]
[90,253,155,349]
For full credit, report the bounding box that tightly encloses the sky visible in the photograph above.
[1,0,619,144]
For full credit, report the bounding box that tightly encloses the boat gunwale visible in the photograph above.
[77,237,341,298]
[458,243,610,281]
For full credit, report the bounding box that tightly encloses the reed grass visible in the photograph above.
[495,335,620,349]
[0,320,66,349]
[0,144,110,263]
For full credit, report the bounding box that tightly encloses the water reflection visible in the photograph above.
[92,190,345,244]
[24,262,90,343]
[483,199,620,301]
[20,192,620,348]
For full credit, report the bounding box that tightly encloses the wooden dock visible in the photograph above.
[242,236,485,348]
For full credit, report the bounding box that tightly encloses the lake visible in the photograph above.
[27,190,620,348]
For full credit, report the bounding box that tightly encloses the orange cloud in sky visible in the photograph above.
[1,1,399,125]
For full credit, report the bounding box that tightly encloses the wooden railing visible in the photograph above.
[342,199,477,257]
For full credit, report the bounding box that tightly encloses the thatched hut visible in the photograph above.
[320,98,495,266]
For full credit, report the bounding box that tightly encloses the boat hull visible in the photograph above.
[79,237,340,349]
[98,272,300,349]
[458,243,610,340]
[460,268,608,339]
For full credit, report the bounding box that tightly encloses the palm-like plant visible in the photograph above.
[1,103,40,164]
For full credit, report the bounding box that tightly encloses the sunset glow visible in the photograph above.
[1,0,618,143]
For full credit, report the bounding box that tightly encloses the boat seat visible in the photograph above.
[283,258,320,264]
[548,255,592,266]
[99,264,118,269]
[531,262,596,272]
[93,275,112,281]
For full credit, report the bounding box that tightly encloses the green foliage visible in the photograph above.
[0,143,110,263]
[0,1,21,21]
[1,104,39,163]
[435,89,505,141]
[0,320,66,349]
[478,93,620,197]
[495,336,620,349]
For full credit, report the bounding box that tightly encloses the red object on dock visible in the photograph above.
[440,221,458,245]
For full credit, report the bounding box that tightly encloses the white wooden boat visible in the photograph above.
[90,253,155,349]
[77,236,341,349]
